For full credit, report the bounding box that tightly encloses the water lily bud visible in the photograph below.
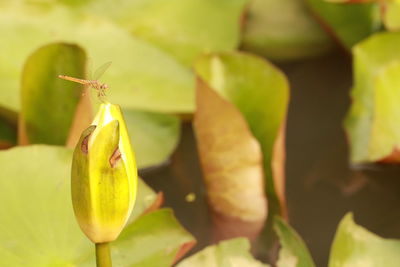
[71,102,138,243]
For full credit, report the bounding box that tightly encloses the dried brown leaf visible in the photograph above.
[194,78,268,241]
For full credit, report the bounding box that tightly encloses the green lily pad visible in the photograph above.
[274,217,316,267]
[194,52,289,223]
[81,209,195,267]
[329,213,400,267]
[0,3,194,114]
[21,42,85,145]
[128,178,159,222]
[241,0,333,61]
[306,0,381,49]
[384,1,400,31]
[189,217,316,267]
[0,145,194,266]
[124,109,180,169]
[177,238,269,267]
[85,0,248,66]
[344,32,400,163]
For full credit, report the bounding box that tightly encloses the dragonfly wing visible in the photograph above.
[93,61,112,80]
[87,57,94,80]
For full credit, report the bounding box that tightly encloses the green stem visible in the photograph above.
[95,242,112,267]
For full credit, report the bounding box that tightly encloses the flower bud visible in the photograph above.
[71,102,138,243]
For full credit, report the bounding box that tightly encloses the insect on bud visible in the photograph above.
[71,102,138,243]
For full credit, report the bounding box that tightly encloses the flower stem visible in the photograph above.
[95,242,112,267]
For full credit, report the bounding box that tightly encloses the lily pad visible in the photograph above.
[321,0,400,32]
[20,43,85,145]
[0,145,194,266]
[193,77,267,240]
[241,0,333,61]
[85,0,248,66]
[177,238,269,267]
[384,0,400,31]
[274,217,316,267]
[306,0,381,49]
[0,3,194,114]
[124,109,181,168]
[81,209,195,267]
[344,32,400,163]
[129,178,159,222]
[194,52,289,222]
[329,213,400,267]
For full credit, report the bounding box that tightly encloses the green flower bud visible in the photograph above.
[71,102,138,243]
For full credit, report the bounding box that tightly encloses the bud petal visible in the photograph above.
[71,102,138,243]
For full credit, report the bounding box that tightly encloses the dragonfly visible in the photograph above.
[58,61,112,98]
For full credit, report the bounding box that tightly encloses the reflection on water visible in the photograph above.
[141,49,400,266]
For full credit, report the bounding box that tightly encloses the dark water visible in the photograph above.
[142,49,400,266]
